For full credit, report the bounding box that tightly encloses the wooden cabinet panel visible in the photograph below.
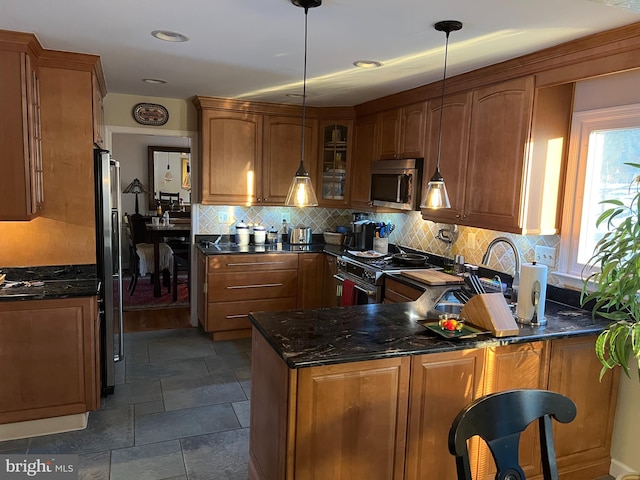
[422,92,472,224]
[478,342,549,480]
[295,357,410,480]
[548,336,619,479]
[405,349,485,480]
[0,297,99,424]
[199,253,300,339]
[377,102,426,160]
[0,50,43,220]
[208,297,297,332]
[263,115,318,204]
[208,253,299,273]
[199,109,262,205]
[383,278,424,303]
[208,270,298,302]
[298,253,325,309]
[464,77,534,231]
[350,115,376,209]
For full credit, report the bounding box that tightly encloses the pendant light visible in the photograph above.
[163,151,173,183]
[285,0,320,207]
[420,20,462,210]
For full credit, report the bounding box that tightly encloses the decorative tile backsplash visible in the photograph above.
[196,205,561,286]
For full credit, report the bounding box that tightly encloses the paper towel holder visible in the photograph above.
[517,279,547,326]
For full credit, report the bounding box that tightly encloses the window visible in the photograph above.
[558,104,640,287]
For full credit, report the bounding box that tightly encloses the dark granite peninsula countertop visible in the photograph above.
[0,264,99,302]
[249,287,609,369]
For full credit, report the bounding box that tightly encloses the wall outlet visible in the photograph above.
[218,211,229,224]
[534,245,556,267]
[467,232,476,250]
[281,212,291,224]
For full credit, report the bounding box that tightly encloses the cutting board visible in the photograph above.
[400,269,464,286]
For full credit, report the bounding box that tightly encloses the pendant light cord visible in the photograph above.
[435,30,451,174]
[300,6,309,168]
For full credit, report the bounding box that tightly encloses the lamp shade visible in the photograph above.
[123,178,147,194]
[421,168,451,209]
[285,162,318,207]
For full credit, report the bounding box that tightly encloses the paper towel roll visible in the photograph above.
[516,262,548,324]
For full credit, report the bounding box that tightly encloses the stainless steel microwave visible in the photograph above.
[370,158,423,211]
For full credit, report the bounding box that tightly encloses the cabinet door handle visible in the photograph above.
[226,261,285,267]
[226,314,249,319]
[455,214,461,219]
[257,198,262,202]
[226,283,283,289]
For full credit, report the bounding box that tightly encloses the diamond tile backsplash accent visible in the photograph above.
[196,206,561,286]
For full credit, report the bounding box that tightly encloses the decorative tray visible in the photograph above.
[419,321,491,340]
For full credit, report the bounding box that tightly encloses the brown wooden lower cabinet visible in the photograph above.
[249,333,618,480]
[0,296,100,424]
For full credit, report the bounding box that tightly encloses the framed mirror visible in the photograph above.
[148,146,191,211]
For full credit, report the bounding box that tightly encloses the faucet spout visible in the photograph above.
[481,237,520,301]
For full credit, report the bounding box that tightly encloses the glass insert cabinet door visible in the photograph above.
[321,122,350,203]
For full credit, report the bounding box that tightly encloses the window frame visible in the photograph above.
[557,103,640,290]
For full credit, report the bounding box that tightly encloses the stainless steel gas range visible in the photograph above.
[334,247,441,304]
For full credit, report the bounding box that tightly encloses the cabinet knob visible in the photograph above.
[257,198,262,203]
[455,214,461,219]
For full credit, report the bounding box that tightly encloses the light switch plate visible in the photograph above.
[218,211,229,224]
[534,245,556,267]
[467,232,476,249]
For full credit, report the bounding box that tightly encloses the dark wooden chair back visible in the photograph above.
[448,389,576,480]
[127,213,151,244]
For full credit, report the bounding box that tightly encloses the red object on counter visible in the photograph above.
[341,279,358,306]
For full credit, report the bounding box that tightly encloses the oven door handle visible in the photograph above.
[333,274,376,297]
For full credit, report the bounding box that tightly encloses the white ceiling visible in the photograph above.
[2,0,640,107]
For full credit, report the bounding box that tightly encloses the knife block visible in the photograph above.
[459,293,519,337]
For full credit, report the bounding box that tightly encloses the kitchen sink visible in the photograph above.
[433,289,464,315]
[434,302,464,315]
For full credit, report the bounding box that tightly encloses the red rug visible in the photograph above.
[118,274,189,311]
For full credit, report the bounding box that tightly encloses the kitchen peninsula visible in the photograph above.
[248,289,618,480]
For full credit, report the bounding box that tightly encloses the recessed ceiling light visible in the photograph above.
[353,60,383,69]
[151,30,189,42]
[286,93,305,98]
[142,78,168,84]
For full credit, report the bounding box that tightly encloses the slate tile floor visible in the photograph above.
[0,328,252,480]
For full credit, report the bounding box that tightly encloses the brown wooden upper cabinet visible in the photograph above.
[195,98,318,206]
[422,77,573,235]
[317,120,353,207]
[0,48,43,221]
[350,114,377,209]
[377,102,426,160]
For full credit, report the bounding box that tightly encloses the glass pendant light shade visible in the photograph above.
[422,168,451,209]
[420,20,462,210]
[163,152,173,183]
[285,161,319,206]
[285,0,321,207]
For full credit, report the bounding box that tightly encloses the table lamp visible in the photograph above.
[123,178,147,215]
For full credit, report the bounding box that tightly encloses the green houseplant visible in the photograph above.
[581,162,640,380]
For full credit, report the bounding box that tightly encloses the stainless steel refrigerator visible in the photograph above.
[94,148,124,396]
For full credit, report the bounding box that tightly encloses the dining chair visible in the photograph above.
[124,213,173,295]
[448,389,576,480]
[172,249,190,302]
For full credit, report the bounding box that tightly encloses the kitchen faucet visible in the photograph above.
[481,237,520,302]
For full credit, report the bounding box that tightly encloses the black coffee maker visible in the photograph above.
[350,220,376,250]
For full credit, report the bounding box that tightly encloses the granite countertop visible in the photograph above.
[249,287,609,369]
[0,265,99,302]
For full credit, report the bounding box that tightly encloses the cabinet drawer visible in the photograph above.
[208,270,298,302]
[384,278,424,303]
[207,297,297,332]
[208,253,298,273]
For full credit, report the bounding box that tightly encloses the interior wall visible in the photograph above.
[104,93,197,132]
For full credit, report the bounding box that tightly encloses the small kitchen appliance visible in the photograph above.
[290,226,313,244]
[350,220,377,250]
